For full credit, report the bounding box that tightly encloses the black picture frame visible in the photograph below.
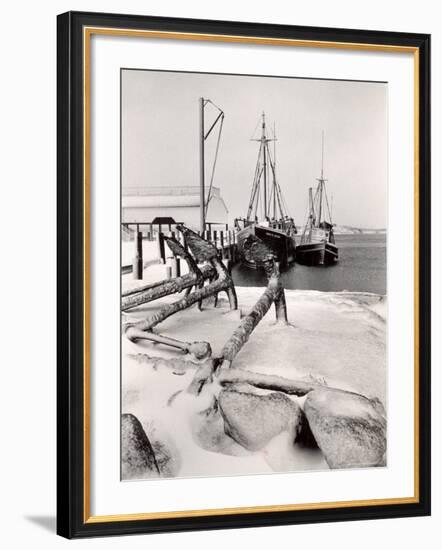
[57,10,431,539]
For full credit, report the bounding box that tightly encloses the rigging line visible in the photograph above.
[273,122,277,169]
[267,145,289,220]
[205,114,224,217]
[276,183,287,219]
[247,145,264,219]
[301,204,311,242]
[279,184,290,218]
[266,145,281,217]
[256,166,264,219]
[300,198,309,241]
[323,182,333,223]
[247,170,260,220]
[302,187,317,241]
[268,139,277,219]
[253,177,261,221]
[269,150,285,219]
[267,143,288,219]
[268,183,275,216]
[205,98,223,114]
[204,111,224,140]
[312,185,320,223]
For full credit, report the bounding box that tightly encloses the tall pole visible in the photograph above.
[273,122,276,220]
[199,97,205,234]
[262,112,267,219]
[318,131,325,226]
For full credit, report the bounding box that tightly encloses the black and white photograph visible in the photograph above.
[120,68,388,480]
[0,0,435,544]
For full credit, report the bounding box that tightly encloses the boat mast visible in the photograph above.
[317,130,325,226]
[273,122,277,220]
[262,113,268,218]
[248,113,279,222]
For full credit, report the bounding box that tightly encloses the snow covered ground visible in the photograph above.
[121,262,386,480]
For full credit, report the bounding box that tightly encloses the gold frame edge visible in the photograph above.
[82,26,421,524]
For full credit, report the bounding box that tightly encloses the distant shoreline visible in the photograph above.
[295,225,386,235]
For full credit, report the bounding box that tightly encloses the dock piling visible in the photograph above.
[132,230,143,280]
[157,232,166,264]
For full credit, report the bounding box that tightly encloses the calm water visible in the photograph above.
[232,234,386,295]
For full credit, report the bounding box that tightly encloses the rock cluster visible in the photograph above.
[217,385,386,469]
[121,385,387,477]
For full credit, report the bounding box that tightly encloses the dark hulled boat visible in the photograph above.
[235,113,297,269]
[296,222,338,265]
[296,134,338,266]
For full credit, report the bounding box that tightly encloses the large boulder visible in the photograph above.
[121,413,160,479]
[218,388,303,451]
[303,388,386,469]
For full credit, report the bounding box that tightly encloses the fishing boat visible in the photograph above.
[235,113,297,269]
[296,133,338,266]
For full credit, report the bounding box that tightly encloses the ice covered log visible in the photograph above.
[218,260,287,370]
[127,260,236,334]
[122,264,213,310]
[218,368,321,395]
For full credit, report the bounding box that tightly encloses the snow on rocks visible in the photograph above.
[303,387,387,469]
[218,388,303,451]
[121,285,387,478]
[121,413,160,479]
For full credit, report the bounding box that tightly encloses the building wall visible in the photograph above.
[122,187,229,228]
[122,205,200,227]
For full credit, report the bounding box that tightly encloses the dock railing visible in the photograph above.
[121,221,238,279]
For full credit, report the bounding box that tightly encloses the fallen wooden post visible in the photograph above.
[187,236,289,392]
[124,329,212,360]
[177,225,238,309]
[220,255,287,369]
[125,259,236,334]
[122,263,213,298]
[218,368,321,396]
[163,235,202,281]
[121,265,214,311]
[177,225,237,311]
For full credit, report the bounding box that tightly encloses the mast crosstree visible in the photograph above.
[303,130,333,239]
[235,112,297,269]
[247,113,289,223]
[296,130,338,266]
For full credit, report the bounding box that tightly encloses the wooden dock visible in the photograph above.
[121,222,238,279]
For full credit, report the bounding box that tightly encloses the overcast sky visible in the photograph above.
[122,69,387,228]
